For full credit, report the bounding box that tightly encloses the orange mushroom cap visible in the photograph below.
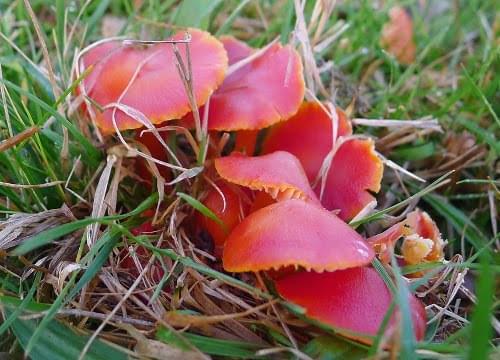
[81,29,228,134]
[219,37,259,155]
[219,36,253,65]
[215,151,320,204]
[275,267,427,343]
[191,39,304,131]
[380,6,416,65]
[367,210,445,266]
[222,199,374,272]
[262,102,383,221]
[197,182,249,255]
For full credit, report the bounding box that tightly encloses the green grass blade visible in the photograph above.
[13,193,158,255]
[424,193,488,250]
[172,0,223,29]
[467,254,494,360]
[1,79,101,167]
[391,255,417,360]
[0,272,41,336]
[8,308,129,360]
[216,0,252,36]
[156,327,261,358]
[177,191,227,230]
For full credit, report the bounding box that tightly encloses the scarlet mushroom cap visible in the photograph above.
[215,151,320,204]
[405,210,443,261]
[275,267,427,344]
[262,102,383,221]
[380,6,416,65]
[222,199,374,272]
[367,209,445,266]
[193,39,305,131]
[219,35,253,64]
[80,28,228,134]
[197,182,249,255]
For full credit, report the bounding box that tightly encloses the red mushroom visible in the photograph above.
[368,209,445,267]
[197,182,249,256]
[80,28,228,134]
[219,35,253,64]
[223,199,374,273]
[184,37,304,131]
[262,102,383,221]
[214,151,320,204]
[380,6,416,65]
[275,267,427,344]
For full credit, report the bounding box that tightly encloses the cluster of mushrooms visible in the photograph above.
[79,28,445,345]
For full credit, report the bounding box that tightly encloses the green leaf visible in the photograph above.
[455,117,500,154]
[1,79,101,167]
[392,142,436,161]
[87,0,111,35]
[156,327,261,358]
[7,309,128,360]
[461,64,500,129]
[55,0,65,61]
[280,0,295,43]
[13,193,158,255]
[177,191,227,231]
[468,254,494,360]
[0,273,41,336]
[391,255,417,360]
[303,336,367,360]
[216,0,252,36]
[172,0,223,29]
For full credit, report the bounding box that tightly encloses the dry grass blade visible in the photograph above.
[0,205,75,250]
[22,0,60,97]
[0,180,65,189]
[0,126,39,153]
[352,117,443,131]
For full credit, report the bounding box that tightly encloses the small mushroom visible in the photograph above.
[262,102,383,221]
[368,209,445,267]
[214,151,320,204]
[80,29,228,134]
[222,199,374,272]
[197,182,249,256]
[219,35,253,64]
[380,6,416,65]
[188,38,304,131]
[275,267,427,344]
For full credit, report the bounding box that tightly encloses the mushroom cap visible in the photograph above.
[222,199,374,272]
[404,210,444,263]
[197,182,249,254]
[320,138,383,220]
[262,102,383,221]
[263,102,352,179]
[219,36,253,64]
[81,29,228,134]
[201,41,305,131]
[381,6,416,65]
[368,209,445,265]
[275,267,427,343]
[215,151,320,204]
